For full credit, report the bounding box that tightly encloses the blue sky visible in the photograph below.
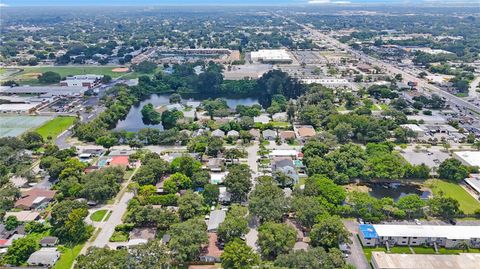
[0,0,477,6]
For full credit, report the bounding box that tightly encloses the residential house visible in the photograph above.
[15,188,56,210]
[129,228,157,241]
[207,158,224,172]
[272,157,299,185]
[207,210,226,232]
[262,129,277,140]
[211,129,225,137]
[218,186,232,205]
[40,236,59,247]
[227,130,239,137]
[272,112,288,122]
[4,211,40,222]
[254,114,271,124]
[27,248,60,267]
[279,130,296,142]
[249,129,261,140]
[295,125,316,141]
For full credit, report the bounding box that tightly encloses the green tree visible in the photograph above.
[1,236,38,265]
[75,247,127,269]
[38,71,61,83]
[126,240,172,268]
[218,205,249,243]
[170,156,202,177]
[178,190,204,220]
[161,109,183,129]
[203,184,219,205]
[133,61,157,73]
[291,195,326,229]
[310,214,351,250]
[141,103,161,125]
[438,158,469,182]
[396,194,425,219]
[258,222,296,260]
[428,194,461,219]
[221,239,260,269]
[95,135,118,149]
[248,177,287,223]
[50,200,90,244]
[5,215,19,231]
[274,247,348,269]
[224,164,252,202]
[168,218,208,263]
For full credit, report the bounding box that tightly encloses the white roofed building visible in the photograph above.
[250,49,292,64]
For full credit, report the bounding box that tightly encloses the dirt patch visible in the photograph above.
[112,67,129,73]
[24,72,42,78]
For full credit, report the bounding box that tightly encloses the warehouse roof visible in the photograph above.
[372,252,480,269]
[359,224,378,239]
[453,151,480,167]
[371,224,480,240]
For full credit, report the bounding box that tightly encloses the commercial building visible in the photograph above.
[400,124,425,138]
[60,74,103,89]
[301,78,350,88]
[464,174,480,195]
[0,85,87,97]
[250,49,293,64]
[359,224,480,249]
[0,103,39,114]
[371,252,480,269]
[453,151,480,167]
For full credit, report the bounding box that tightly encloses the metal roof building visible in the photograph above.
[0,86,87,96]
[370,224,480,240]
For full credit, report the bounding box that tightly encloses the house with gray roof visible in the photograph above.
[27,248,60,267]
[262,129,277,140]
[207,210,226,232]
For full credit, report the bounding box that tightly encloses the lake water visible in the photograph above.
[115,93,259,132]
[367,183,430,202]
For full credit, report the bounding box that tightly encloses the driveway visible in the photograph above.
[343,220,370,269]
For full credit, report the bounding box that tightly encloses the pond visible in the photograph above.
[367,183,431,202]
[115,93,259,132]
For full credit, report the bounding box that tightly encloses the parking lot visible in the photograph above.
[399,146,450,168]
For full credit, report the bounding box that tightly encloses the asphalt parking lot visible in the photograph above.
[399,147,450,168]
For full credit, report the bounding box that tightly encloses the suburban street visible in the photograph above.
[81,166,138,253]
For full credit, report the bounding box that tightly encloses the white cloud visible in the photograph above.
[0,3,9,7]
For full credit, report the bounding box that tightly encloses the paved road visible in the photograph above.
[282,15,480,117]
[343,220,370,269]
[469,76,480,99]
[81,166,138,253]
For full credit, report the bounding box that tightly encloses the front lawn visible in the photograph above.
[53,243,84,269]
[35,116,77,140]
[426,179,480,214]
[110,231,129,242]
[90,209,108,222]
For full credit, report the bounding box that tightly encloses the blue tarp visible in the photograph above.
[359,224,378,239]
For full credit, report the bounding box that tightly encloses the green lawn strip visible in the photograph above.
[426,179,480,214]
[110,231,129,242]
[270,121,291,128]
[35,116,77,140]
[90,209,108,222]
[53,243,85,269]
[363,246,387,262]
[104,211,113,221]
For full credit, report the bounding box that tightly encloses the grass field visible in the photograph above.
[426,179,480,214]
[110,231,129,242]
[53,243,84,269]
[35,116,77,140]
[6,66,129,85]
[90,209,108,222]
